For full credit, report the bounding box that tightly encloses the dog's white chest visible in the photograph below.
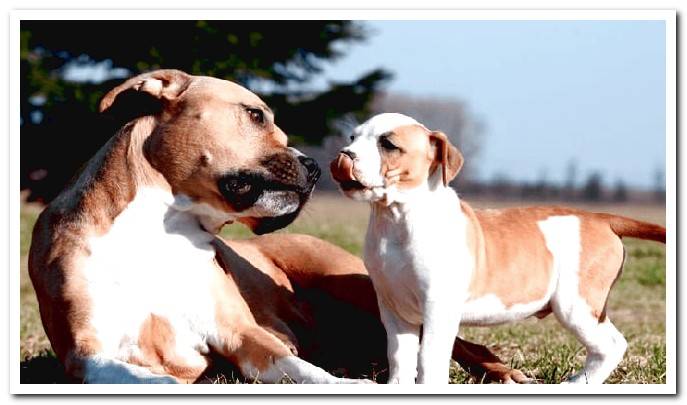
[82,188,218,358]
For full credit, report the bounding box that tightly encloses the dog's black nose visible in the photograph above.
[298,156,321,182]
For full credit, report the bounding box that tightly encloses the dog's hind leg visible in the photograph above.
[226,325,371,384]
[452,338,532,384]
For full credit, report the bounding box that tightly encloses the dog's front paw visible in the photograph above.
[484,367,534,384]
[335,377,376,384]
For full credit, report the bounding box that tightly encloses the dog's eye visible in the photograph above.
[380,137,400,151]
[246,108,265,125]
[350,135,355,141]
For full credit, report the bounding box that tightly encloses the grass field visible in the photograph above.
[19,192,667,384]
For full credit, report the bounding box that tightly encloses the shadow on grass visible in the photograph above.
[19,352,257,384]
[20,352,75,384]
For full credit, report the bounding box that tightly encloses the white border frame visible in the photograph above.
[9,9,676,395]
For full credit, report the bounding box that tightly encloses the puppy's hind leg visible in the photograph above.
[547,221,627,384]
[551,273,627,384]
[555,314,627,384]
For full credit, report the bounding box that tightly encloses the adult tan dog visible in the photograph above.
[28,70,525,384]
[330,113,666,384]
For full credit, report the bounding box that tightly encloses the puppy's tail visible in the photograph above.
[597,213,666,243]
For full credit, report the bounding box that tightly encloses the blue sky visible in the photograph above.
[318,20,666,189]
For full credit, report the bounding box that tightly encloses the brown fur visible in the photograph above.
[380,124,436,189]
[135,315,208,383]
[465,205,558,307]
[429,131,463,186]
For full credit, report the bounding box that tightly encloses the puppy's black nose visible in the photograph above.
[341,149,357,160]
[298,156,321,182]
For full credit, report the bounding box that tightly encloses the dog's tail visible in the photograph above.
[596,213,666,243]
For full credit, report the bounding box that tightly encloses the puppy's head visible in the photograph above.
[100,69,320,234]
[330,113,463,203]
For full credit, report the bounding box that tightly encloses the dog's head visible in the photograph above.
[330,113,463,203]
[100,69,320,234]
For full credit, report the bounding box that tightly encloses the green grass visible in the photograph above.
[19,194,667,384]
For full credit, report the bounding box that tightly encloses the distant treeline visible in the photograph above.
[456,177,665,204]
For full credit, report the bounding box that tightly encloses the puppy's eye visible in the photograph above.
[380,137,400,151]
[349,135,355,141]
[246,108,265,125]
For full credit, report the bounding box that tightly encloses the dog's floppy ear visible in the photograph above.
[99,69,192,120]
[429,131,464,187]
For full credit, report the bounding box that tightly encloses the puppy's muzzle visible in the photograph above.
[330,153,365,191]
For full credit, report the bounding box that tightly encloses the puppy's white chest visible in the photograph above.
[82,188,218,357]
[366,235,427,324]
[365,198,471,324]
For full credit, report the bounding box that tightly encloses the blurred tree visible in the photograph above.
[653,167,666,202]
[371,92,484,184]
[583,171,604,201]
[613,179,628,202]
[564,158,578,201]
[21,20,391,202]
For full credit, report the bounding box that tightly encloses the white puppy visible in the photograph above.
[330,113,665,384]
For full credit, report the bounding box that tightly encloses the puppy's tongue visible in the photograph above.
[330,154,356,183]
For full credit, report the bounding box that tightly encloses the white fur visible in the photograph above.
[249,190,300,217]
[81,187,362,384]
[362,165,473,384]
[82,187,218,381]
[172,193,237,233]
[241,356,371,384]
[172,190,300,234]
[82,355,179,384]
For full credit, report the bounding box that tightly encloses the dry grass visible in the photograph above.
[19,192,667,384]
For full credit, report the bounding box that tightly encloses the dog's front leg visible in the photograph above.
[378,300,420,384]
[417,300,462,384]
[213,325,370,384]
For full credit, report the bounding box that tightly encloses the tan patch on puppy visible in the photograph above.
[466,206,572,308]
[381,125,464,189]
[577,217,625,322]
[379,124,435,189]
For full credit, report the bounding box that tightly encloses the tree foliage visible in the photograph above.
[21,20,391,202]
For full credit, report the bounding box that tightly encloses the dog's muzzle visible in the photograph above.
[330,153,366,191]
[217,154,321,234]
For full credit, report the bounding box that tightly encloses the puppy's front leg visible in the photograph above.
[378,300,420,384]
[417,300,461,384]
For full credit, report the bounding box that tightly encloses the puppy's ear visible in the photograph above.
[429,131,464,187]
[99,69,191,120]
